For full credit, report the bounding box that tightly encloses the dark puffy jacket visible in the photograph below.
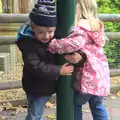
[16,23,60,97]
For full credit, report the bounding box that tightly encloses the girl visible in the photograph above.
[48,0,110,120]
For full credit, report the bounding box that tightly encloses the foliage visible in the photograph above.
[97,0,120,68]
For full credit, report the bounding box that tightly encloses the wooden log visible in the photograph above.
[0,14,120,23]
[0,27,19,31]
[106,32,120,41]
[0,14,28,23]
[99,14,120,22]
[0,23,21,31]
[0,99,27,106]
[0,94,55,106]
[0,80,22,90]
[0,36,16,45]
[110,69,120,77]
[0,32,120,45]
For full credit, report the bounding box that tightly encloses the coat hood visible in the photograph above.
[16,22,34,41]
[87,24,107,47]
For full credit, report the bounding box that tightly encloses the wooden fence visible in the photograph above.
[0,14,120,106]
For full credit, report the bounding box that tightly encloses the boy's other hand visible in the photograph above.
[60,63,74,76]
[65,52,82,64]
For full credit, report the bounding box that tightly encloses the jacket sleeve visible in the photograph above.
[48,29,87,54]
[16,39,61,81]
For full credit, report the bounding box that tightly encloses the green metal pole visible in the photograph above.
[56,0,76,120]
[56,0,76,38]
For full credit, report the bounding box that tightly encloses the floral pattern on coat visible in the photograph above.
[48,23,110,96]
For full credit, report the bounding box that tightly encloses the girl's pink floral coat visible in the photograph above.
[48,23,110,96]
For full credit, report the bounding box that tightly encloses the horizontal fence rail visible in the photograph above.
[0,14,120,23]
[0,32,120,45]
[0,36,16,45]
[110,69,120,77]
[98,14,120,22]
[105,32,120,41]
[0,14,28,23]
[0,80,22,90]
[0,69,119,91]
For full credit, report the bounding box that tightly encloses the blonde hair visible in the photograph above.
[76,0,100,31]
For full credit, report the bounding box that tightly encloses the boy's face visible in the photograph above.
[32,23,56,43]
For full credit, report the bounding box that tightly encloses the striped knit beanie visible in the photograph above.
[29,0,56,27]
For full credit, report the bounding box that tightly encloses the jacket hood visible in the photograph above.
[87,24,107,47]
[16,22,34,41]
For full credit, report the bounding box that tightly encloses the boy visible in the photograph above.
[16,1,74,120]
[16,0,86,120]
